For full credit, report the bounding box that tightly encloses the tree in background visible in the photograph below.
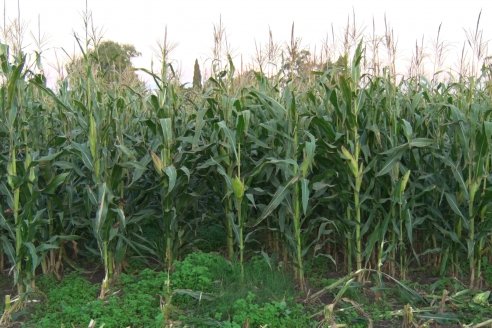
[67,40,144,91]
[193,58,202,89]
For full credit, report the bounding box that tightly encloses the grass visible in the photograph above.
[7,253,489,327]
[16,253,311,327]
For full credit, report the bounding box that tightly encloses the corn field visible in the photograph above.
[1,16,492,310]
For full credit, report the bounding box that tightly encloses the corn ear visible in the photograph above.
[400,170,411,196]
[89,114,97,160]
[341,146,358,177]
[232,176,245,200]
[151,151,164,176]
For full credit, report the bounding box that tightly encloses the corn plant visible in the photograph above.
[338,42,366,278]
[0,44,39,295]
[1,16,492,307]
[146,43,199,269]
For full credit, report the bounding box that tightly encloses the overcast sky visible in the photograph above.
[4,0,492,85]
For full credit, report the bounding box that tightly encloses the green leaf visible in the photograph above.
[444,193,465,220]
[24,242,39,274]
[95,183,109,241]
[301,133,316,177]
[0,235,15,264]
[351,41,363,83]
[472,291,490,306]
[301,178,309,216]
[213,160,232,191]
[54,161,84,177]
[377,148,405,177]
[236,110,251,139]
[192,107,208,149]
[116,143,135,159]
[165,165,177,194]
[86,186,97,206]
[438,155,469,199]
[401,119,413,140]
[218,121,238,162]
[7,57,25,116]
[408,138,433,148]
[36,244,59,252]
[249,90,287,117]
[30,76,72,112]
[150,94,160,111]
[119,160,147,184]
[43,172,70,194]
[159,118,174,148]
[475,124,489,178]
[180,166,191,182]
[0,212,14,239]
[71,142,94,172]
[114,207,126,229]
[36,151,64,163]
[252,175,299,227]
[109,226,119,242]
[246,193,256,207]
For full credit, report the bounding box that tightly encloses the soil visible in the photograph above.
[0,273,15,303]
[0,273,21,328]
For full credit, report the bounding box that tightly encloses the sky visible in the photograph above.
[3,0,492,86]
